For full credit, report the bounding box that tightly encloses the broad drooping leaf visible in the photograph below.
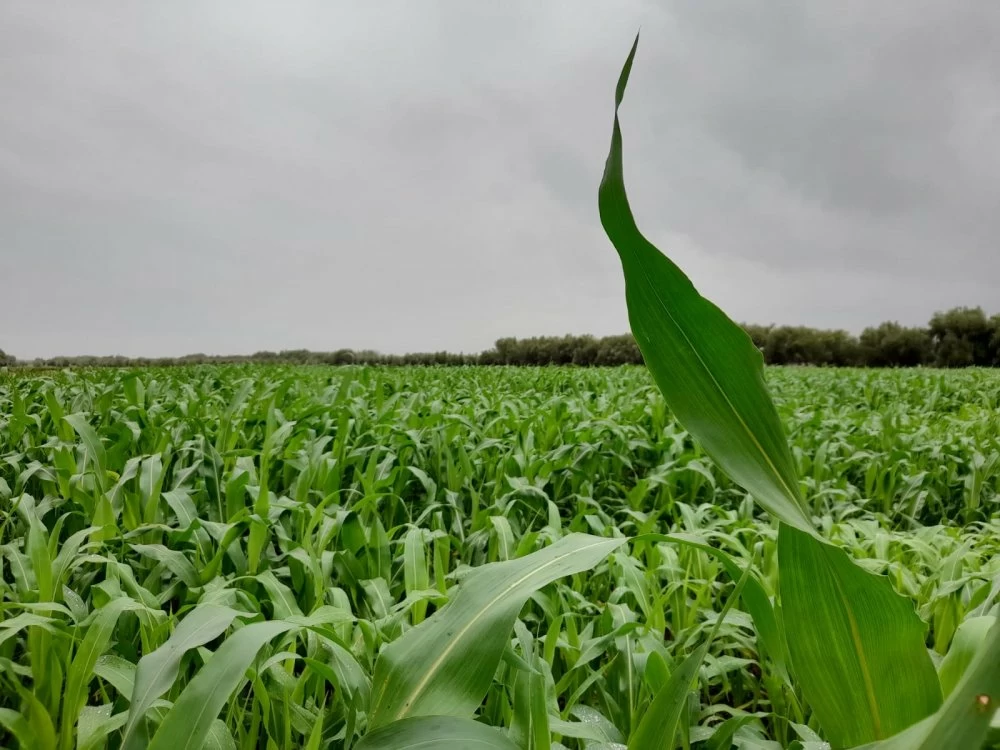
[368,533,625,729]
[598,35,812,537]
[853,618,1000,750]
[599,34,940,746]
[779,524,941,746]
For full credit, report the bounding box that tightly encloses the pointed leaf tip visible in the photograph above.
[615,32,640,109]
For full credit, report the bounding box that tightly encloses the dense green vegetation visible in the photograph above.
[6,305,1000,370]
[0,365,998,748]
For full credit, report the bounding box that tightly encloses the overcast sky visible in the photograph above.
[3,2,999,359]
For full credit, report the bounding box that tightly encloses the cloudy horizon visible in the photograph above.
[3,2,999,359]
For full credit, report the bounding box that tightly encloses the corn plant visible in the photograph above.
[595,34,998,750]
[0,371,997,747]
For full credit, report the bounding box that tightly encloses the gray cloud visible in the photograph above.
[2,1,998,359]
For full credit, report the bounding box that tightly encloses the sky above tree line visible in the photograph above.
[3,1,999,359]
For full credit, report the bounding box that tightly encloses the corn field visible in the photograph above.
[0,364,998,749]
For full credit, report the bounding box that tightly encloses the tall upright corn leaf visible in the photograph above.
[145,620,298,750]
[628,564,750,750]
[123,604,249,750]
[368,533,625,729]
[598,35,812,537]
[938,615,995,699]
[600,34,940,746]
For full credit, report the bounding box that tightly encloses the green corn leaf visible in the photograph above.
[19,686,57,750]
[510,621,551,750]
[600,34,941,747]
[51,526,96,591]
[852,618,1000,750]
[938,615,996,699]
[356,716,520,750]
[27,516,54,602]
[60,596,146,750]
[202,720,238,750]
[64,413,108,490]
[130,544,201,589]
[0,708,33,749]
[139,453,168,524]
[256,570,303,619]
[704,715,758,750]
[93,654,136,698]
[636,532,788,679]
[145,620,298,750]
[598,33,813,536]
[305,705,326,750]
[123,604,249,750]
[368,533,625,729]
[403,527,430,623]
[779,524,941,746]
[77,705,129,750]
[0,613,60,649]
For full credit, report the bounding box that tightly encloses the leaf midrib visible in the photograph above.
[126,609,237,744]
[602,113,805,524]
[386,538,616,723]
[825,549,882,739]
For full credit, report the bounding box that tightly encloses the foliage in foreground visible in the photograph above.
[593,34,994,749]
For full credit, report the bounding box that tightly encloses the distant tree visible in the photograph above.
[859,322,932,367]
[742,324,772,353]
[763,327,826,365]
[935,333,976,368]
[0,348,12,366]
[829,330,863,366]
[595,335,642,365]
[329,349,356,365]
[991,315,1000,365]
[493,338,518,365]
[929,307,994,366]
[13,309,1000,369]
[571,335,600,366]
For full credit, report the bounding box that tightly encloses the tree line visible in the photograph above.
[4,306,1000,370]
